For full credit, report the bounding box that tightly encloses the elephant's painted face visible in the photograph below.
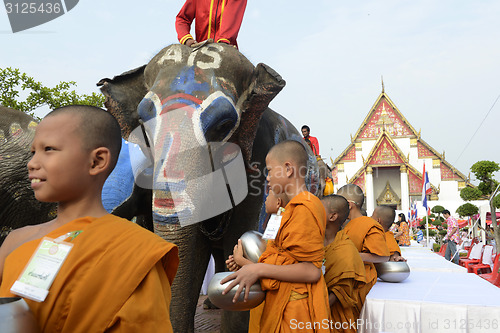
[132,44,252,226]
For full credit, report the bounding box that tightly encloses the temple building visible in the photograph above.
[330,85,473,216]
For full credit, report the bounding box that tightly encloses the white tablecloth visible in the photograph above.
[359,246,500,333]
[402,247,467,273]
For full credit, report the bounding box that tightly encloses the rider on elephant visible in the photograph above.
[176,0,247,47]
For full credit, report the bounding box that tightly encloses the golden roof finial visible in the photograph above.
[381,75,385,93]
[330,157,334,166]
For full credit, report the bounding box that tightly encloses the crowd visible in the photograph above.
[0,2,468,333]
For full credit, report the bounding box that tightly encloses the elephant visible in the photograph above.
[0,106,56,245]
[97,42,321,332]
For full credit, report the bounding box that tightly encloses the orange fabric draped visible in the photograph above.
[342,216,389,305]
[258,191,330,332]
[0,214,179,333]
[385,231,401,256]
[323,230,366,332]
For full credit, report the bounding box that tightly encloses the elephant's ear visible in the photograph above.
[97,65,148,139]
[235,63,286,165]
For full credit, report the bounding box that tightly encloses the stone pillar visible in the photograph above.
[365,166,375,216]
[400,165,410,213]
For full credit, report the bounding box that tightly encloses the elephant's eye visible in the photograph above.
[200,96,238,142]
[138,97,157,122]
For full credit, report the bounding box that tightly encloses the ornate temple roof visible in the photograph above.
[332,87,473,190]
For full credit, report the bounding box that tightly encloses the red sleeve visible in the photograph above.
[310,137,319,155]
[175,0,196,44]
[215,0,247,45]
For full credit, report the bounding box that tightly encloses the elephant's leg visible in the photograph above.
[220,199,261,333]
[155,223,211,333]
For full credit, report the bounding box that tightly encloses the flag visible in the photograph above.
[421,164,432,213]
[411,201,417,220]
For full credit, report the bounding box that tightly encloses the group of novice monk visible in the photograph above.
[0,105,407,332]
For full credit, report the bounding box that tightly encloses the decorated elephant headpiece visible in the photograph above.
[97,43,285,167]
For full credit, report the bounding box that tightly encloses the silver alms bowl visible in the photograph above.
[207,272,265,311]
[375,261,411,283]
[0,297,40,333]
[240,231,267,263]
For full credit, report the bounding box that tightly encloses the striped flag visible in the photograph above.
[421,164,432,213]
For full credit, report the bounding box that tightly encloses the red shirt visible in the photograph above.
[175,0,247,47]
[304,135,320,155]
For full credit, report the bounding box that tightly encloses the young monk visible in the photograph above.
[337,184,389,308]
[371,206,406,262]
[321,194,366,333]
[0,106,179,333]
[222,140,331,332]
[226,188,289,333]
[226,188,288,271]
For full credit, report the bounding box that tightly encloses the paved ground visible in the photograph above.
[194,295,222,333]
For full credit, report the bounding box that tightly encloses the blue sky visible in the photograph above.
[2,0,499,182]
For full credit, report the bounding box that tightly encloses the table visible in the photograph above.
[359,246,500,333]
[402,246,467,273]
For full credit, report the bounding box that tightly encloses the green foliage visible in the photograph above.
[456,203,479,218]
[433,243,441,252]
[428,229,436,237]
[470,161,500,196]
[429,213,436,218]
[431,205,445,214]
[460,187,483,201]
[438,229,447,236]
[422,216,433,224]
[494,194,500,209]
[432,219,442,227]
[0,67,104,119]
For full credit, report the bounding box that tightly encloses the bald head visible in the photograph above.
[337,184,365,208]
[322,194,349,225]
[373,205,396,231]
[268,140,308,176]
[45,105,122,172]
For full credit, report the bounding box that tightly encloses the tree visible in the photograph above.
[456,203,479,218]
[471,161,500,196]
[0,67,104,119]
[460,187,483,201]
[460,160,500,253]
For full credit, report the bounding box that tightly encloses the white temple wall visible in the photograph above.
[439,181,462,201]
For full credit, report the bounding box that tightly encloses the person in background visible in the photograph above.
[301,125,320,156]
[443,209,460,264]
[175,0,247,48]
[394,213,411,246]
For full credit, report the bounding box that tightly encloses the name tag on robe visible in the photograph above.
[11,237,73,302]
[263,214,282,240]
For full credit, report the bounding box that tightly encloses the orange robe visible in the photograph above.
[342,216,389,306]
[385,231,401,256]
[0,214,179,333]
[324,230,366,333]
[258,191,331,333]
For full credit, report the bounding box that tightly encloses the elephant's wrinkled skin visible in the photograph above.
[98,43,319,332]
[0,106,56,245]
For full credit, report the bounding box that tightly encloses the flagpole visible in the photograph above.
[426,204,430,248]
